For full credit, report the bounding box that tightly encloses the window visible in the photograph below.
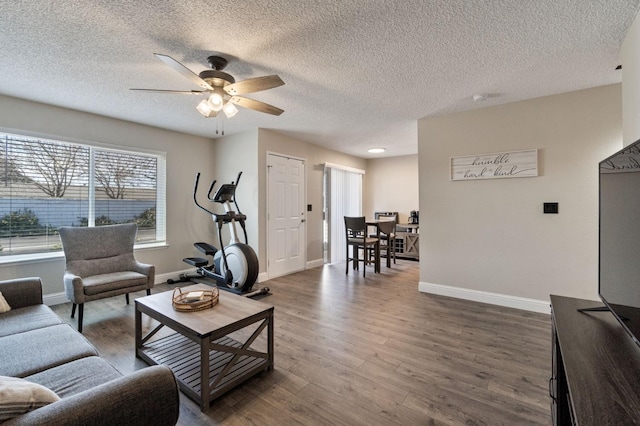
[0,132,166,257]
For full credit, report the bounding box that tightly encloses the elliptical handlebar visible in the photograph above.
[193,173,215,216]
[206,178,218,202]
[233,172,243,214]
[193,172,246,217]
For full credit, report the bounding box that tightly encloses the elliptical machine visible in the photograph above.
[167,172,268,297]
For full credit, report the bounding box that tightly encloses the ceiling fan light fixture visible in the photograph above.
[196,99,215,117]
[223,102,238,118]
[207,93,224,111]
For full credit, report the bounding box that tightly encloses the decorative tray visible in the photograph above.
[172,287,219,312]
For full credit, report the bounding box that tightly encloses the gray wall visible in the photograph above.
[363,154,418,224]
[417,84,622,305]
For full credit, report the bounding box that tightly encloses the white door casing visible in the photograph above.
[267,153,306,278]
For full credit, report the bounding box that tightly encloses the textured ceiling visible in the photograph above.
[1,1,639,158]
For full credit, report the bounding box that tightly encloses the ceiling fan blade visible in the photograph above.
[230,96,284,116]
[129,88,206,95]
[224,75,284,96]
[153,53,214,90]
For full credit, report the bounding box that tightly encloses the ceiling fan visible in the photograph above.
[131,53,285,119]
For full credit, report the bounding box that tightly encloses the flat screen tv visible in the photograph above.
[597,137,640,347]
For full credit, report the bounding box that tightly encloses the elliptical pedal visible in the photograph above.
[182,257,208,268]
[193,242,217,257]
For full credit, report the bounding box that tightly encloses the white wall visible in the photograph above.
[0,95,215,298]
[622,9,640,145]
[417,85,622,312]
[363,154,419,223]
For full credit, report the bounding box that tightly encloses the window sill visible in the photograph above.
[0,242,169,266]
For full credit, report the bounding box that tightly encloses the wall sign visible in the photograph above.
[600,144,640,174]
[450,149,538,181]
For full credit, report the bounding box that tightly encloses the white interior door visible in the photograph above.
[267,154,306,278]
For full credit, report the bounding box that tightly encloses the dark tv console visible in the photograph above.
[550,295,640,425]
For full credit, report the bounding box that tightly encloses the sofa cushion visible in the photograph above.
[0,305,63,338]
[0,324,98,378]
[0,376,60,422]
[25,357,122,398]
[83,271,149,296]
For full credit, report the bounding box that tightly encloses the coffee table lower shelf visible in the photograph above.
[138,332,269,404]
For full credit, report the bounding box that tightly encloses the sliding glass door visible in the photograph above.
[324,163,363,264]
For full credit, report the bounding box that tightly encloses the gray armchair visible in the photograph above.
[59,223,155,332]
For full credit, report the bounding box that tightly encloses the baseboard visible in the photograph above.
[257,272,269,283]
[306,258,324,269]
[43,292,68,306]
[419,281,550,315]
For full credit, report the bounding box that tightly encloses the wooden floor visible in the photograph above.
[51,259,552,425]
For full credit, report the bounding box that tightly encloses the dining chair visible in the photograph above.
[376,219,397,267]
[344,216,379,277]
[371,213,398,267]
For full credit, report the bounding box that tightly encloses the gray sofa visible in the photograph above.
[0,277,179,425]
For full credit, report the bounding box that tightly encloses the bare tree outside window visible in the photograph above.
[94,151,156,199]
[6,138,87,197]
[0,154,28,185]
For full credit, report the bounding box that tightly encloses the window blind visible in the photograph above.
[326,165,363,263]
[0,133,166,257]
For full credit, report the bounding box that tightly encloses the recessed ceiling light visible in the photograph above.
[473,94,487,102]
[368,148,386,154]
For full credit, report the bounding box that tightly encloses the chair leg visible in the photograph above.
[125,293,130,305]
[392,237,396,264]
[77,304,84,333]
[345,244,349,274]
[146,289,151,296]
[386,242,391,269]
[71,303,76,318]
